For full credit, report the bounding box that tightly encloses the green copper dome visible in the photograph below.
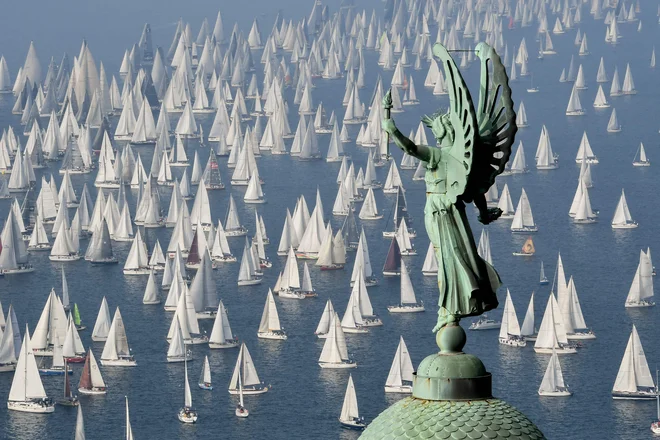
[360,324,545,440]
[360,397,545,440]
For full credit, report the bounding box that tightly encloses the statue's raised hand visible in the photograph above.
[381,118,397,136]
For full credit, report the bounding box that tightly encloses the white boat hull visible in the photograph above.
[0,363,16,372]
[612,391,656,400]
[100,358,137,367]
[208,340,239,349]
[257,331,288,340]
[538,390,572,397]
[499,337,527,347]
[566,331,596,340]
[167,354,193,363]
[49,254,81,262]
[534,347,577,354]
[342,327,369,334]
[384,385,412,393]
[612,223,638,229]
[178,408,198,423]
[319,361,357,369]
[388,305,425,313]
[78,387,107,395]
[228,386,268,395]
[238,278,263,286]
[123,268,152,275]
[235,406,249,417]
[7,400,55,413]
[625,301,655,308]
[278,290,306,300]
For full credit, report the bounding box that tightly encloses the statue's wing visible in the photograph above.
[468,42,518,198]
[432,43,478,204]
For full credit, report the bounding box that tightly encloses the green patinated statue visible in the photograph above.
[382,42,517,332]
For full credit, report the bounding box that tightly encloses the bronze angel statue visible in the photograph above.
[382,42,517,332]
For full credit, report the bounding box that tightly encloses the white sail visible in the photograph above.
[613,326,655,394]
[538,350,568,394]
[499,290,522,339]
[385,336,414,389]
[339,375,361,422]
[612,189,636,227]
[258,289,283,334]
[91,297,112,341]
[511,189,537,231]
[8,325,48,403]
[534,294,571,352]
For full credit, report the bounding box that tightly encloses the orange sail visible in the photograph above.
[522,237,535,255]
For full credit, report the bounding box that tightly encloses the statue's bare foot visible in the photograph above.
[478,208,502,225]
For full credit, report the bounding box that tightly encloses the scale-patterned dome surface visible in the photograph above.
[360,397,545,440]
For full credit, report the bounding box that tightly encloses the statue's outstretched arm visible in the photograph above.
[382,120,432,162]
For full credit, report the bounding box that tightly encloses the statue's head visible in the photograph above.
[422,110,455,147]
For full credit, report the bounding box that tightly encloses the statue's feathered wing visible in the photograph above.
[432,44,478,204]
[467,42,518,200]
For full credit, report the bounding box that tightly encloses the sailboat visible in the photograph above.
[257,289,287,340]
[513,237,535,256]
[359,188,382,220]
[198,355,212,390]
[235,368,249,418]
[384,336,414,393]
[7,325,55,413]
[520,293,537,341]
[100,308,137,366]
[565,86,585,116]
[561,277,596,340]
[91,297,112,341]
[625,250,655,307]
[382,237,401,276]
[57,360,78,406]
[339,375,366,430]
[421,242,438,276]
[125,396,134,440]
[539,262,549,285]
[611,189,638,228]
[228,343,268,395]
[612,325,656,399]
[498,184,515,218]
[167,316,193,363]
[499,290,526,347]
[533,294,576,354]
[511,189,538,232]
[633,143,650,166]
[78,349,107,395]
[315,300,335,339]
[527,74,539,93]
[208,300,239,348]
[607,108,622,133]
[177,358,198,423]
[38,334,70,375]
[388,262,424,312]
[538,349,572,396]
[319,312,357,368]
[651,371,660,433]
[237,240,262,286]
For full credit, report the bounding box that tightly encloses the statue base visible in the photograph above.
[412,322,492,401]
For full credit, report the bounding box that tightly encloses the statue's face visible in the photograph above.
[433,114,454,148]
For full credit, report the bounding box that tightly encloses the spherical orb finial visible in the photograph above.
[436,322,466,353]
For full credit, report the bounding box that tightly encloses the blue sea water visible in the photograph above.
[0,2,659,439]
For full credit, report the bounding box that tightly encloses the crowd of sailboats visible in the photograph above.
[0,0,658,435]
